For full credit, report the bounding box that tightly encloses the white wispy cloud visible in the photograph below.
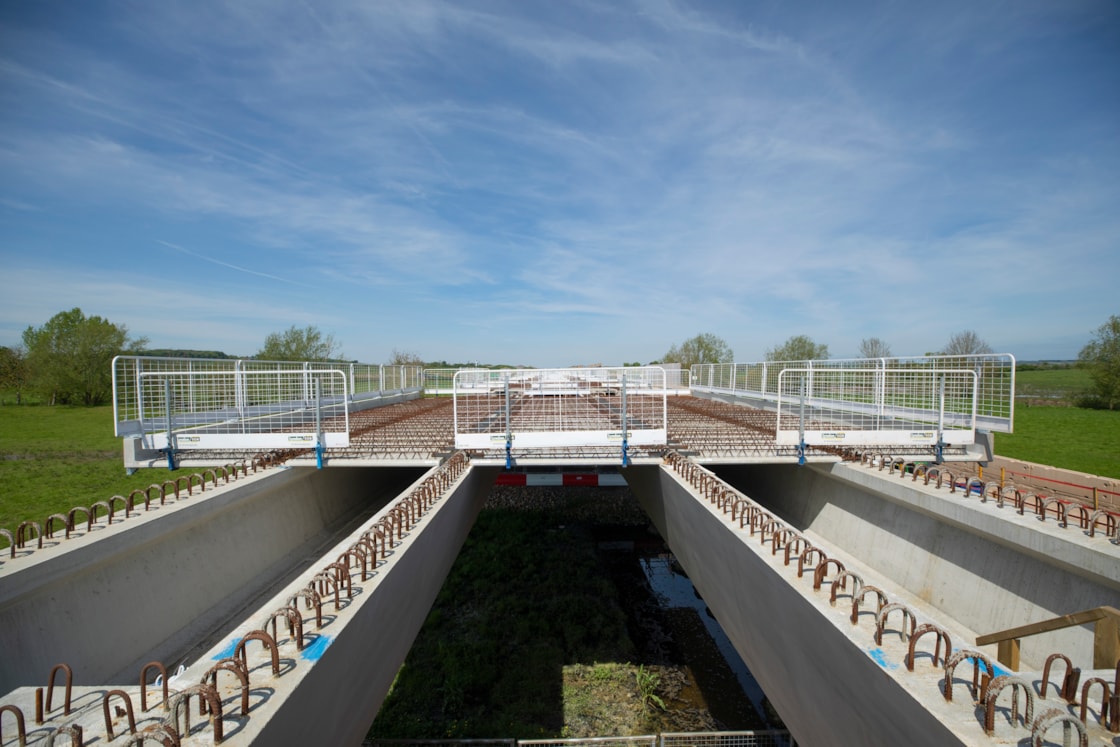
[1,0,1116,365]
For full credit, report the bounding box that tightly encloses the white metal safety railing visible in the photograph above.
[519,738,657,747]
[429,366,690,396]
[691,354,1014,453]
[660,732,796,747]
[424,368,492,395]
[113,356,423,453]
[774,367,979,448]
[365,732,795,747]
[452,367,668,456]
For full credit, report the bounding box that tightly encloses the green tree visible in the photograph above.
[22,308,147,405]
[0,346,29,404]
[766,335,829,361]
[940,330,993,356]
[1079,314,1120,410]
[662,333,733,370]
[858,337,892,359]
[257,325,341,361]
[389,348,424,366]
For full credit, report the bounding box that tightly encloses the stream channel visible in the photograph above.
[595,522,778,731]
[369,486,783,737]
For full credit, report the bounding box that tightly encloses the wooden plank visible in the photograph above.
[997,638,1021,672]
[1093,614,1120,669]
[976,606,1120,646]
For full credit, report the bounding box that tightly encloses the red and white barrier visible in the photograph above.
[493,472,627,487]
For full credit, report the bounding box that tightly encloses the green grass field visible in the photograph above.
[994,405,1120,479]
[1,395,1117,532]
[0,404,192,532]
[1014,367,1092,402]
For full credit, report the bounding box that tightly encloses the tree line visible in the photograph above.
[661,319,1120,410]
[3,309,1118,410]
[657,329,994,369]
[0,312,374,407]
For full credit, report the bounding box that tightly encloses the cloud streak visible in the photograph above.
[1,0,1117,365]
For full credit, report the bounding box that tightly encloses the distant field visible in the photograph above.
[995,405,1119,479]
[1015,367,1091,403]
[0,404,188,532]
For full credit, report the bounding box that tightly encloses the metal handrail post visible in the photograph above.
[314,378,324,469]
[163,379,176,471]
[797,374,807,466]
[504,374,513,469]
[621,374,629,467]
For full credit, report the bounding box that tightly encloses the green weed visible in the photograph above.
[635,664,666,711]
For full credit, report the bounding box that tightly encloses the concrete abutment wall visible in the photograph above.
[623,464,965,747]
[243,464,499,745]
[0,465,424,692]
[713,462,1120,670]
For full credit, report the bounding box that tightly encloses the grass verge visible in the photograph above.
[0,404,197,531]
[995,406,1120,479]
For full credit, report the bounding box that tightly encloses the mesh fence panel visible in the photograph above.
[453,367,667,450]
[692,354,1014,441]
[113,356,421,451]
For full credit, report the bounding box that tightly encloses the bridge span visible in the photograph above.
[112,354,1015,469]
[4,354,1118,745]
[1,449,1117,745]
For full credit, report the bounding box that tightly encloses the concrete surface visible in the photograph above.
[0,465,423,692]
[624,464,974,747]
[714,462,1120,670]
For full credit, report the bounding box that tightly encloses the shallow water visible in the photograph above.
[641,554,773,726]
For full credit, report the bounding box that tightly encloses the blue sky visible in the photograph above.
[1,1,1117,367]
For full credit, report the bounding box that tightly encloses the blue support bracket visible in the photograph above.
[162,447,177,471]
[621,437,629,468]
[314,377,325,469]
[797,440,807,466]
[505,439,513,470]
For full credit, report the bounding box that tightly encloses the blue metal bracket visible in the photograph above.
[797,440,807,466]
[162,447,177,471]
[505,440,513,470]
[934,439,945,465]
[316,442,325,470]
[621,437,629,468]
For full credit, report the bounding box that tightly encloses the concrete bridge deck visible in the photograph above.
[9,355,1115,744]
[2,447,1118,745]
[132,395,967,470]
[115,356,1012,470]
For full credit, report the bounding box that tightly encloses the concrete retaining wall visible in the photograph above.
[230,464,499,746]
[713,462,1120,670]
[623,465,966,747]
[0,466,421,691]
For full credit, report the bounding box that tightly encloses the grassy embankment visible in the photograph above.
[994,368,1120,479]
[0,403,196,531]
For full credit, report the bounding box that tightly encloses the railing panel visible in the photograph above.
[134,368,350,450]
[661,731,796,747]
[113,356,423,452]
[520,738,657,747]
[775,368,978,447]
[692,354,1014,444]
[453,367,667,450]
